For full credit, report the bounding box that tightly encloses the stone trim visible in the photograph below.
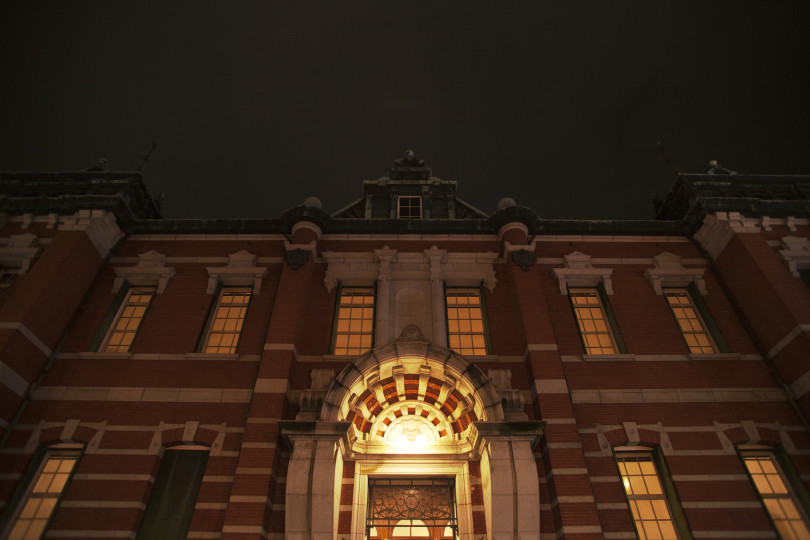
[779,236,810,277]
[552,251,613,295]
[767,323,810,359]
[112,250,175,294]
[0,360,28,397]
[0,322,52,357]
[0,233,41,274]
[572,388,785,404]
[206,250,268,294]
[322,247,498,292]
[644,252,707,295]
[59,210,124,258]
[31,386,252,403]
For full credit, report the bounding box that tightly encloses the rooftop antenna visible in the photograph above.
[657,141,680,176]
[137,140,158,172]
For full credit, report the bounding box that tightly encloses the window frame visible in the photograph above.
[99,286,156,353]
[663,287,716,354]
[136,446,209,540]
[444,285,491,356]
[568,285,625,355]
[330,284,376,356]
[0,446,83,540]
[739,448,810,539]
[614,448,691,540]
[397,195,422,219]
[198,286,252,354]
[0,268,19,295]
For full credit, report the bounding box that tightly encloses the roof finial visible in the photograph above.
[708,160,737,175]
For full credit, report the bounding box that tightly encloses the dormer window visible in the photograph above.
[397,196,422,219]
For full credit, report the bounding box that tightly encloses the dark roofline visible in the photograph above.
[655,173,810,229]
[0,171,162,230]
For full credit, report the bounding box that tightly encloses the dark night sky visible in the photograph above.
[2,3,809,221]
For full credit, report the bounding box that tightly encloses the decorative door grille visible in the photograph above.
[367,478,458,539]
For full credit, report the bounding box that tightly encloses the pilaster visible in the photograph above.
[220,251,318,539]
[505,259,604,539]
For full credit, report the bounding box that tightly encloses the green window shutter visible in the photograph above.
[89,282,131,351]
[597,283,627,354]
[137,449,209,540]
[687,282,730,353]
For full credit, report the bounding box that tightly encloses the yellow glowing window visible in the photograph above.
[333,287,375,355]
[570,288,616,354]
[742,454,810,539]
[6,451,80,540]
[664,289,715,354]
[103,287,154,352]
[617,454,679,540]
[203,288,250,354]
[446,289,488,355]
[397,196,422,219]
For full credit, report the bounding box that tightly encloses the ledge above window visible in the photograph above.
[206,250,268,294]
[644,252,706,295]
[113,250,176,294]
[552,252,613,295]
[779,236,810,277]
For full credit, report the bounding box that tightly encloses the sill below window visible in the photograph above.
[185,352,240,360]
[582,353,637,361]
[78,351,133,359]
[688,352,743,361]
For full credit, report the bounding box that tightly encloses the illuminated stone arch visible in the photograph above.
[320,324,504,455]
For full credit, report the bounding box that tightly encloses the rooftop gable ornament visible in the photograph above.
[388,149,431,180]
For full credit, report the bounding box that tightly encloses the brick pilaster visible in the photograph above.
[507,260,604,539]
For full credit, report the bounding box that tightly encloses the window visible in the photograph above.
[616,452,680,540]
[569,287,618,354]
[3,450,80,540]
[201,287,250,354]
[102,287,155,352]
[397,196,422,219]
[367,478,457,539]
[446,288,489,355]
[332,287,375,355]
[136,447,209,540]
[663,289,715,354]
[741,452,810,539]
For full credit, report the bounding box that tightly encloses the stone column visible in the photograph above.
[425,247,447,346]
[375,248,395,346]
[281,421,351,540]
[471,421,544,540]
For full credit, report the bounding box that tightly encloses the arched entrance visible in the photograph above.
[282,326,544,540]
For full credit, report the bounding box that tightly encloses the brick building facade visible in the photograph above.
[0,153,809,539]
